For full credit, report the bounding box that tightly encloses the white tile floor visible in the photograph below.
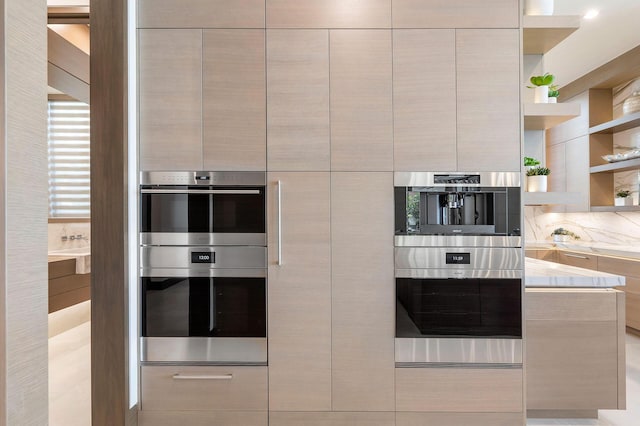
[48,325,640,426]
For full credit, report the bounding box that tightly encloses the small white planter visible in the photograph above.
[614,197,633,207]
[534,85,549,103]
[525,0,554,16]
[548,96,558,103]
[527,175,548,192]
[553,234,570,243]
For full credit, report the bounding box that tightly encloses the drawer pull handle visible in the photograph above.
[565,254,589,260]
[172,374,233,381]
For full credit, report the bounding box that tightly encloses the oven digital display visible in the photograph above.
[446,253,471,264]
[191,251,215,263]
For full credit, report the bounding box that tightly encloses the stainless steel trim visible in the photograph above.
[395,268,522,279]
[140,189,261,195]
[140,232,266,247]
[172,373,233,380]
[140,268,266,278]
[140,171,266,186]
[396,362,522,369]
[140,246,266,270]
[565,253,589,259]
[395,247,522,271]
[395,235,522,248]
[394,171,521,187]
[395,338,522,364]
[141,337,267,364]
[277,180,282,266]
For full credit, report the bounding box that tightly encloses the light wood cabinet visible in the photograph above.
[597,255,640,329]
[203,30,265,171]
[393,30,456,171]
[557,250,598,270]
[139,411,267,426]
[139,29,203,171]
[392,0,518,29]
[269,412,395,426]
[267,30,330,171]
[330,30,393,172]
[330,173,395,411]
[396,412,523,426]
[266,0,391,29]
[137,0,266,29]
[267,173,332,411]
[456,29,520,172]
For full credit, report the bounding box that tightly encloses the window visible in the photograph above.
[47,100,90,217]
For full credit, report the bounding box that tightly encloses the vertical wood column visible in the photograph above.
[91,0,135,424]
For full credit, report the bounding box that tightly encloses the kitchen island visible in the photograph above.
[525,258,626,418]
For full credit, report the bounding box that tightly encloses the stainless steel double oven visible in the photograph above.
[394,172,523,366]
[139,171,267,364]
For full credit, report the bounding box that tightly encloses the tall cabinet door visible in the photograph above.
[139,29,202,170]
[331,172,395,411]
[393,29,456,171]
[456,29,520,172]
[267,172,332,411]
[203,30,266,171]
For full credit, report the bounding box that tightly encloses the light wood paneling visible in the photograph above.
[547,91,590,144]
[456,30,520,172]
[537,250,558,263]
[203,30,266,171]
[266,0,391,29]
[330,30,392,171]
[267,30,330,171]
[49,257,76,278]
[597,256,640,278]
[269,412,396,426]
[627,291,640,330]
[267,173,332,411]
[547,143,566,200]
[623,277,640,294]
[526,288,616,321]
[138,0,265,28]
[393,30,456,171]
[565,136,590,212]
[617,291,626,408]
[139,411,267,426]
[331,173,395,411]
[526,320,619,409]
[396,412,524,426]
[139,29,202,171]
[141,366,268,411]
[393,0,518,29]
[557,250,598,271]
[395,368,523,412]
[49,286,91,313]
[49,272,90,297]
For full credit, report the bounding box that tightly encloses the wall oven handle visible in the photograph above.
[172,373,233,381]
[564,253,589,260]
[277,180,283,266]
[140,189,260,195]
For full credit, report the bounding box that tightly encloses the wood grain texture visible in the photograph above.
[49,286,91,313]
[203,30,266,171]
[395,368,523,412]
[617,291,626,408]
[139,411,267,426]
[331,173,394,411]
[564,136,590,212]
[393,30,456,171]
[49,272,90,297]
[393,0,519,28]
[267,30,330,171]
[456,30,520,172]
[598,255,640,278]
[139,29,202,171]
[1,0,49,424]
[626,291,640,330]
[557,250,598,271]
[525,288,616,321]
[537,250,558,263]
[266,0,391,29]
[396,412,524,426]
[269,412,396,426]
[141,366,268,411]
[547,91,590,144]
[138,0,265,28]
[330,30,393,171]
[267,173,332,411]
[48,257,76,279]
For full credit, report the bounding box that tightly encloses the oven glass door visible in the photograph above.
[140,186,265,234]
[396,278,521,338]
[142,276,266,338]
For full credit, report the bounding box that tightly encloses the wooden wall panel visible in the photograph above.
[393,0,519,29]
[138,0,265,28]
[140,411,268,426]
[269,412,396,426]
[547,91,589,144]
[267,0,391,29]
[397,412,524,426]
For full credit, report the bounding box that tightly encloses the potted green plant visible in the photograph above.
[528,73,555,103]
[548,85,560,103]
[615,189,633,206]
[525,0,554,16]
[526,166,550,192]
[551,227,580,243]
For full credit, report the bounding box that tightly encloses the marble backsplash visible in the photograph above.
[525,206,640,244]
[48,222,91,251]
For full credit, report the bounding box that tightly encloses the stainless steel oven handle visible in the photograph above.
[564,253,589,260]
[140,189,260,195]
[172,373,233,381]
[277,180,283,266]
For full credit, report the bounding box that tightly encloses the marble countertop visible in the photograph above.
[525,257,625,288]
[48,248,91,274]
[526,240,640,260]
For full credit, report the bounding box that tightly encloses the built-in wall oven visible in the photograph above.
[394,172,523,366]
[139,172,267,365]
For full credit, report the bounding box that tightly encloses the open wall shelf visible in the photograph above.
[523,15,581,55]
[590,158,640,174]
[589,111,640,134]
[523,102,581,130]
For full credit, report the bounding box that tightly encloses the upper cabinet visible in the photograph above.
[393,0,519,28]
[266,0,391,29]
[138,0,266,28]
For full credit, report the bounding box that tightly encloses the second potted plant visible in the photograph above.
[615,189,633,206]
[529,73,555,103]
[526,166,550,192]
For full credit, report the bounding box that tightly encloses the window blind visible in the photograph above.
[48,100,91,217]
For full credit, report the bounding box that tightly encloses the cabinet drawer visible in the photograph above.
[396,412,523,426]
[139,410,267,426]
[557,251,598,270]
[395,367,523,412]
[597,256,640,279]
[141,366,267,411]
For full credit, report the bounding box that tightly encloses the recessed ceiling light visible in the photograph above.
[584,9,600,19]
